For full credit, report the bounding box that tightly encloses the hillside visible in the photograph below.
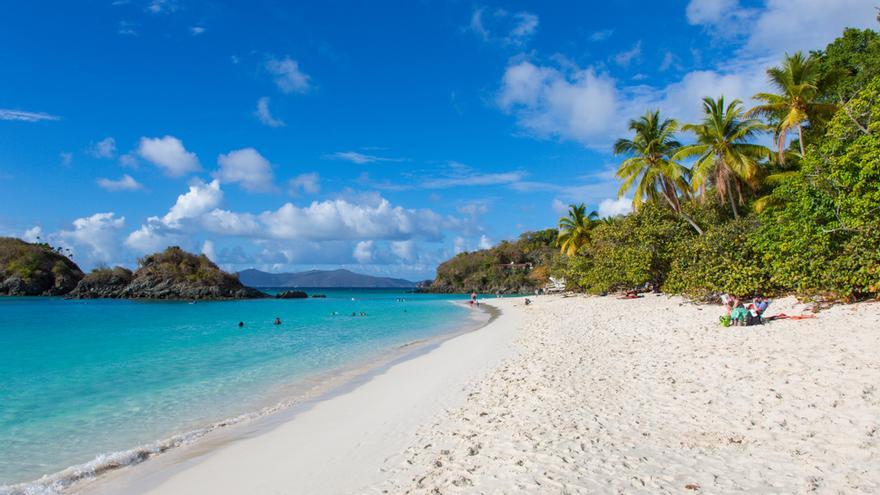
[238,268,416,288]
[0,237,84,296]
[69,246,266,299]
[426,229,559,294]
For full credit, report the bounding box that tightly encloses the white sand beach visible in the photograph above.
[82,295,880,494]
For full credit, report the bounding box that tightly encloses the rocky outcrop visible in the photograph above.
[69,246,267,300]
[276,290,308,299]
[0,237,84,296]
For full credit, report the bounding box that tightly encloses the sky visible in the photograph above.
[1,0,877,280]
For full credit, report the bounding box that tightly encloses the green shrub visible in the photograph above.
[664,218,770,299]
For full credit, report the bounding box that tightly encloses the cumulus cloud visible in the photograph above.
[254,97,284,127]
[23,226,43,242]
[353,240,373,263]
[215,148,275,192]
[686,0,877,55]
[391,240,415,261]
[597,197,633,218]
[497,60,622,148]
[123,180,459,259]
[478,235,493,250]
[89,137,116,159]
[58,212,126,265]
[288,172,320,195]
[97,174,143,191]
[201,240,216,261]
[0,109,60,122]
[266,57,310,94]
[137,135,200,176]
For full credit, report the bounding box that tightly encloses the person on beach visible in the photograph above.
[470,291,477,305]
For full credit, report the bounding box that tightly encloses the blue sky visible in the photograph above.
[1,0,876,280]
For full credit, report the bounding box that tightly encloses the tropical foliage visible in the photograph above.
[556,203,597,256]
[674,97,770,218]
[425,28,880,302]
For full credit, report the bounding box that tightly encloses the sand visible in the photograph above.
[82,294,880,494]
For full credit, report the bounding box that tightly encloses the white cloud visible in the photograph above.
[498,60,622,148]
[23,226,43,242]
[201,240,216,261]
[0,109,60,122]
[551,198,568,215]
[454,236,466,254]
[190,26,205,35]
[685,0,739,24]
[353,240,373,263]
[90,137,117,159]
[325,151,403,164]
[59,152,73,166]
[137,135,200,177]
[254,97,285,127]
[215,148,275,192]
[597,197,633,218]
[478,235,493,250]
[686,0,877,55]
[422,171,524,189]
[266,57,311,94]
[58,212,126,264]
[289,172,320,195]
[163,179,224,227]
[391,240,415,261]
[119,153,138,168]
[468,7,539,46]
[97,174,143,191]
[614,41,642,66]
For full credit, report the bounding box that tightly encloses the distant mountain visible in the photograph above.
[238,268,417,288]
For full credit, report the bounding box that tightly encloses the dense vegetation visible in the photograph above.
[428,230,559,293]
[0,237,84,295]
[428,28,880,302]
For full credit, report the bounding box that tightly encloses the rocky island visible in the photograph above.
[0,238,265,300]
[0,237,84,295]
[69,246,266,300]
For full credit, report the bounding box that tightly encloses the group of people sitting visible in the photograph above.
[721,295,770,327]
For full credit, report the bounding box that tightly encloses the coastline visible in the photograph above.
[58,300,512,495]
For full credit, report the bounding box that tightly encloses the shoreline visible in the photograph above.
[73,298,519,495]
[2,300,496,495]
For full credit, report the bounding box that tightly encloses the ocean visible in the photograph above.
[0,289,477,492]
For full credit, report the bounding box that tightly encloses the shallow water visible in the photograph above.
[0,289,472,488]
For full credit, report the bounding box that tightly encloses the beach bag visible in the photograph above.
[719,315,731,327]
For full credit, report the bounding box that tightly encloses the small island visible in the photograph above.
[0,239,265,300]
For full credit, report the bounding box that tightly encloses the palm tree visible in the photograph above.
[556,203,598,256]
[674,96,771,219]
[614,110,703,234]
[747,52,837,161]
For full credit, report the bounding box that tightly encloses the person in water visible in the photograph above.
[273,317,281,325]
[238,321,244,328]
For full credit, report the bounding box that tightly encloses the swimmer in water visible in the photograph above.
[273,317,281,325]
[238,321,244,328]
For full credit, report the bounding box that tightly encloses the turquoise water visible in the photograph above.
[0,290,473,490]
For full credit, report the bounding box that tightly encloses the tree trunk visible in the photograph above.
[797,124,805,156]
[661,190,704,235]
[726,182,739,219]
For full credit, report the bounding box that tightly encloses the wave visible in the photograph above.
[0,393,309,495]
